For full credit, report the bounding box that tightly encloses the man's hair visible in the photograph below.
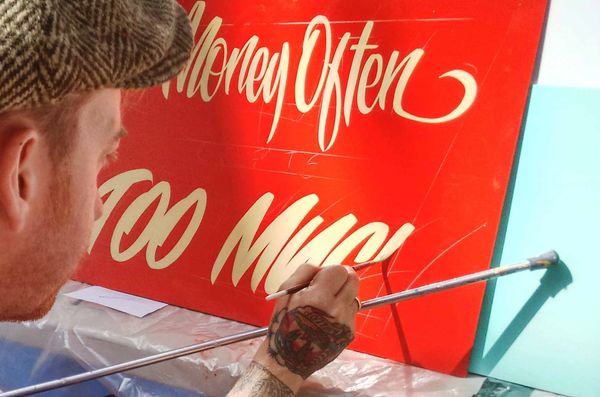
[0,92,92,163]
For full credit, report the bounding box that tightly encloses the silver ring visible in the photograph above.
[353,297,362,311]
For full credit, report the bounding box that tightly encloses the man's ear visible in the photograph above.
[0,124,42,232]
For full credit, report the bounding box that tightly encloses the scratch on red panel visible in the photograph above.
[249,141,368,160]
[233,165,354,182]
[358,217,439,325]
[356,217,443,334]
[354,330,377,341]
[316,188,363,216]
[479,23,510,90]
[195,18,473,29]
[264,18,474,26]
[287,151,296,168]
[377,221,488,334]
[356,311,385,322]
[307,153,319,166]
[175,137,366,161]
[405,222,488,290]
[255,109,317,129]
[412,129,461,224]
[412,217,441,234]
[422,30,438,49]
[256,101,265,141]
[358,270,411,284]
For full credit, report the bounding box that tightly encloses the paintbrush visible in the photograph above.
[265,246,400,301]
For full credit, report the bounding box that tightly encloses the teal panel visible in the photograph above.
[470,85,600,397]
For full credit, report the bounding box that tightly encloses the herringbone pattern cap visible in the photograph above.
[0,0,193,113]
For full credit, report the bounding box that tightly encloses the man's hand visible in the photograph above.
[227,264,359,396]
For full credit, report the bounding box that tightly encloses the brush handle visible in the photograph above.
[265,259,382,301]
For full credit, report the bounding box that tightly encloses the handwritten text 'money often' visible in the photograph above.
[162,1,478,152]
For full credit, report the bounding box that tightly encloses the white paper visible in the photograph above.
[64,286,168,318]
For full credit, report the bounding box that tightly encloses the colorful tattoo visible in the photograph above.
[229,361,294,396]
[267,305,353,379]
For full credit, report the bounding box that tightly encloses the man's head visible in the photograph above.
[0,89,125,320]
[0,0,193,321]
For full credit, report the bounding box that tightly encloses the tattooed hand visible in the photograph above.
[267,305,353,379]
[227,264,359,396]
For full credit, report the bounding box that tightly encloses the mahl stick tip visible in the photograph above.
[528,250,559,269]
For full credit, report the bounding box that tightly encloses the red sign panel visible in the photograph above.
[75,0,548,375]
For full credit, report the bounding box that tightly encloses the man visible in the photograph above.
[0,1,359,396]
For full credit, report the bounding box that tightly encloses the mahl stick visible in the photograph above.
[0,250,558,397]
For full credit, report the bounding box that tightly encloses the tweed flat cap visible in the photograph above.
[0,0,193,113]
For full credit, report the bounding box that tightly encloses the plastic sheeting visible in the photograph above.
[0,281,560,397]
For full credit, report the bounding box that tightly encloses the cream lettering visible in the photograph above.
[162,1,289,142]
[265,221,415,293]
[89,169,207,270]
[212,192,415,294]
[164,1,478,152]
[295,17,350,151]
[91,171,415,293]
[211,193,320,290]
[263,214,358,293]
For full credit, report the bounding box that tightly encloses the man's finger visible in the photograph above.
[278,263,320,291]
[335,266,359,305]
[307,265,350,297]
